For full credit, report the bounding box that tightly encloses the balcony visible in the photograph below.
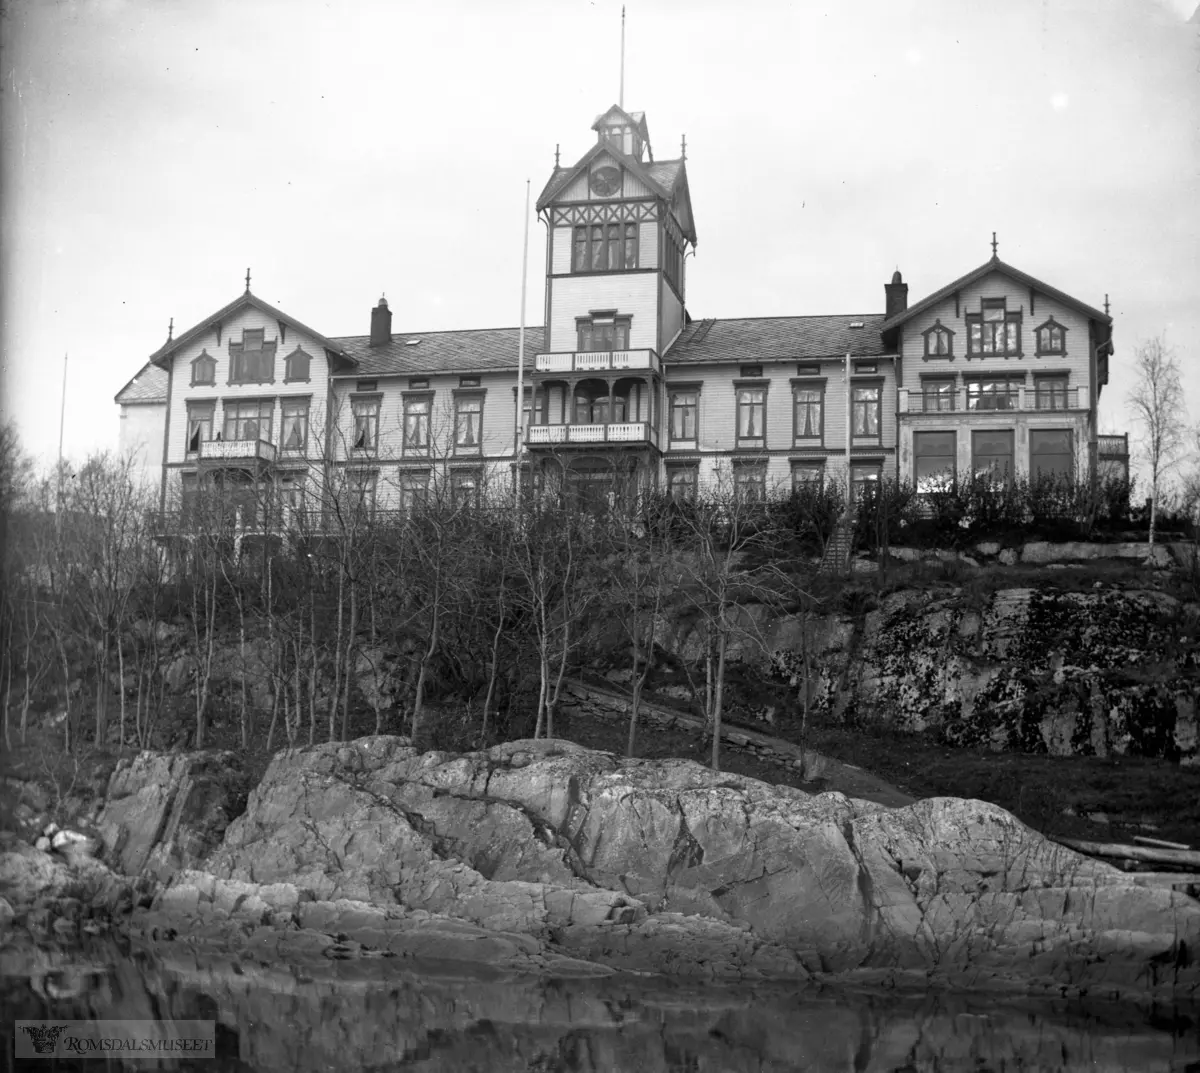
[900,387,1084,414]
[1098,434,1129,459]
[526,422,653,446]
[534,349,660,375]
[199,439,277,463]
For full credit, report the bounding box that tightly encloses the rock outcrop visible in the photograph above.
[98,736,1200,1002]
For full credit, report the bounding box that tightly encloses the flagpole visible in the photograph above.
[514,179,531,504]
[620,6,626,108]
[56,351,68,538]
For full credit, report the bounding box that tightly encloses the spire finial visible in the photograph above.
[1104,293,1110,316]
[554,143,560,167]
[167,317,173,341]
[990,232,998,258]
[245,267,251,293]
[681,133,687,161]
[619,6,626,109]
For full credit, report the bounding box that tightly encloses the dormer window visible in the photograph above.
[284,347,311,383]
[1035,318,1067,356]
[922,320,955,359]
[577,314,631,352]
[190,350,216,386]
[966,298,1021,357]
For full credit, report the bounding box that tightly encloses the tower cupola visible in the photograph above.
[591,105,652,162]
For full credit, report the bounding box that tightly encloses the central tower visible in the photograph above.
[528,104,697,490]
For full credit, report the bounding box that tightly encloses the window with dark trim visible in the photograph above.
[1035,318,1067,356]
[190,350,217,387]
[736,386,767,448]
[667,465,698,501]
[281,399,309,453]
[922,321,955,359]
[341,470,377,517]
[796,363,821,377]
[1034,374,1070,411]
[966,298,1021,356]
[740,365,763,378]
[852,384,881,439]
[516,386,545,431]
[352,396,381,453]
[454,393,484,455]
[790,460,824,491]
[399,469,429,511]
[357,380,378,392]
[914,431,956,493]
[733,462,766,502]
[965,376,1022,411]
[577,314,631,352]
[663,231,683,294]
[669,389,698,443]
[186,401,214,455]
[572,222,638,272]
[919,379,955,413]
[460,376,481,388]
[451,468,482,507]
[972,429,1014,482]
[403,394,431,455]
[278,472,306,513]
[850,462,882,504]
[793,383,823,442]
[228,330,276,385]
[223,399,272,443]
[408,378,428,390]
[284,348,311,383]
[1030,429,1074,480]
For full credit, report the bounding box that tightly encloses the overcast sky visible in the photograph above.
[2,0,1198,474]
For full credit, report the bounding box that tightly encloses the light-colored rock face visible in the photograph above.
[176,737,1200,1000]
[768,586,1199,763]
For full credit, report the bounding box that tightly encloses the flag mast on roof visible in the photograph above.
[620,6,626,109]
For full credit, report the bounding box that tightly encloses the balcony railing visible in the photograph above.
[900,387,1083,414]
[1098,434,1129,458]
[199,438,277,462]
[526,421,652,446]
[534,349,660,374]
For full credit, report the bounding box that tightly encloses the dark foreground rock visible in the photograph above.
[4,737,1199,1004]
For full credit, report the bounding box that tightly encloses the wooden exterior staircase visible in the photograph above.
[819,511,856,576]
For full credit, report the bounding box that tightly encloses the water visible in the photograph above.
[1,937,1197,1072]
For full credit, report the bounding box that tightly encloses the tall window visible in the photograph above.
[190,351,216,386]
[399,470,429,511]
[281,399,309,454]
[1035,319,1067,355]
[733,463,766,502]
[852,384,881,439]
[223,400,272,443]
[850,463,881,504]
[1030,429,1073,480]
[352,396,380,453]
[455,394,483,455]
[518,387,544,431]
[574,388,626,424]
[967,298,1021,356]
[922,322,954,358]
[186,402,214,455]
[451,468,481,507]
[403,395,431,455]
[664,231,683,294]
[670,390,698,443]
[920,380,955,413]
[736,386,766,448]
[1035,375,1069,411]
[228,329,276,384]
[284,347,311,383]
[914,431,956,493]
[791,461,824,491]
[966,378,1021,411]
[793,386,823,441]
[667,465,698,501]
[341,471,376,517]
[972,430,1014,482]
[572,223,638,272]
[577,315,631,352]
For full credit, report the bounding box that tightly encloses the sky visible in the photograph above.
[2,0,1198,476]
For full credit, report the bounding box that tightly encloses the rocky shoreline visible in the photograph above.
[2,737,1199,1006]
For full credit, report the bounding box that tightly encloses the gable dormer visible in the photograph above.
[591,105,651,162]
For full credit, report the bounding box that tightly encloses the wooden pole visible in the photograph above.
[56,352,68,539]
[514,179,531,504]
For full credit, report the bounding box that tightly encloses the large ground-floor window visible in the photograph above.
[972,429,1014,482]
[913,431,956,492]
[1030,428,1074,480]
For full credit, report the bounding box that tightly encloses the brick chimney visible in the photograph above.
[885,270,908,319]
[369,295,392,347]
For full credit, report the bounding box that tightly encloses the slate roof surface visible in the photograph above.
[331,327,548,377]
[665,313,891,365]
[114,362,169,404]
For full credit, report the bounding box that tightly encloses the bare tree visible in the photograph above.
[1127,335,1188,549]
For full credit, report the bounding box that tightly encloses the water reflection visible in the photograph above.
[0,937,1196,1072]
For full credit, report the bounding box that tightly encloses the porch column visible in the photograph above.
[606,376,616,440]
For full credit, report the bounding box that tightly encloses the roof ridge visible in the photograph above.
[331,325,546,342]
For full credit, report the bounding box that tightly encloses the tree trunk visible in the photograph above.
[116,632,127,748]
[341,582,357,741]
[711,625,728,772]
[1149,472,1159,550]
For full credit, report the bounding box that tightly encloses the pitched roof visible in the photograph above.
[536,134,688,213]
[114,361,169,404]
[881,256,1112,331]
[330,326,548,377]
[148,290,353,369]
[666,314,890,365]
